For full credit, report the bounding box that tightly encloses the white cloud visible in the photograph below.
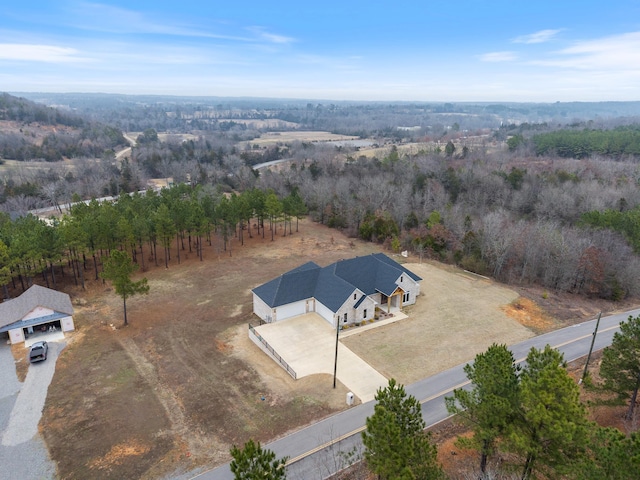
[478,51,518,62]
[247,26,295,45]
[532,31,640,70]
[513,29,562,44]
[0,44,87,63]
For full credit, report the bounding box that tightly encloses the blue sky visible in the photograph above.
[2,1,640,101]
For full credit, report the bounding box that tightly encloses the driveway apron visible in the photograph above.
[254,314,388,402]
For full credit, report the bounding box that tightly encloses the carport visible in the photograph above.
[0,314,67,347]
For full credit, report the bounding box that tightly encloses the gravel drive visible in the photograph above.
[0,340,63,479]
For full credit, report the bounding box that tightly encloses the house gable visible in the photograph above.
[313,268,358,312]
[332,253,422,297]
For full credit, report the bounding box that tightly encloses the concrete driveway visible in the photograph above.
[0,340,63,479]
[254,314,388,402]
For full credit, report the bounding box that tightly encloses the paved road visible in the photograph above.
[193,308,640,480]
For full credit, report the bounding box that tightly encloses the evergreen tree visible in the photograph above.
[575,427,640,480]
[100,249,149,326]
[229,439,287,480]
[509,345,589,479]
[600,314,640,420]
[446,343,520,474]
[362,378,444,480]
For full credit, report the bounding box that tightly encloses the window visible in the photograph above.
[363,309,367,318]
[400,275,403,282]
[403,292,410,303]
[354,293,357,300]
[343,313,348,323]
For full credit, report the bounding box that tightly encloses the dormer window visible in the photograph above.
[400,276,403,282]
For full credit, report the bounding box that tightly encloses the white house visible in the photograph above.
[252,253,422,328]
[0,285,75,344]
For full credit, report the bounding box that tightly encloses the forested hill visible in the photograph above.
[0,92,85,127]
[0,93,127,162]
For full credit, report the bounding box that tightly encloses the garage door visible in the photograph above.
[276,301,306,321]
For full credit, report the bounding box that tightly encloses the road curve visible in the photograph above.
[193,307,640,480]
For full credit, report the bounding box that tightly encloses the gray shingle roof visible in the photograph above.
[313,267,357,311]
[252,262,321,308]
[252,254,422,311]
[0,285,73,330]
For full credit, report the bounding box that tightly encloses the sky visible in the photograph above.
[2,1,640,102]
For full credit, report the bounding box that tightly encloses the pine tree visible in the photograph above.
[100,249,149,326]
[576,427,640,480]
[510,345,589,479]
[362,378,444,480]
[600,314,640,420]
[446,343,520,474]
[229,439,287,480]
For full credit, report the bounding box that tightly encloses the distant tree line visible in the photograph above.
[3,93,640,302]
[0,184,306,297]
[258,146,640,300]
[0,94,126,162]
[533,125,640,158]
[0,124,126,162]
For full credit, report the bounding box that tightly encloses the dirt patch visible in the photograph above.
[502,297,555,334]
[41,324,175,480]
[10,343,29,382]
[88,441,152,470]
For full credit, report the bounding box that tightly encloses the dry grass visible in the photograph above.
[342,261,534,384]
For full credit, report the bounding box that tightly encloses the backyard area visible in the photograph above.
[31,218,628,479]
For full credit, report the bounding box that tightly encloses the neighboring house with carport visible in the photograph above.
[252,253,422,328]
[0,285,75,345]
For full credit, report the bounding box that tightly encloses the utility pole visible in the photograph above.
[580,311,602,384]
[333,317,340,388]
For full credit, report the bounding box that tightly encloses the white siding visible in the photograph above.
[8,328,24,344]
[355,297,376,322]
[252,293,273,321]
[274,300,306,321]
[315,301,336,326]
[23,306,54,320]
[61,316,74,332]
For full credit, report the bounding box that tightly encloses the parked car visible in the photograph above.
[29,341,48,363]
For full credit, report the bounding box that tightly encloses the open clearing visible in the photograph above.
[342,263,533,384]
[244,130,361,147]
[33,219,629,479]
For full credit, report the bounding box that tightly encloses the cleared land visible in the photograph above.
[244,131,360,147]
[34,219,628,479]
[342,264,533,384]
